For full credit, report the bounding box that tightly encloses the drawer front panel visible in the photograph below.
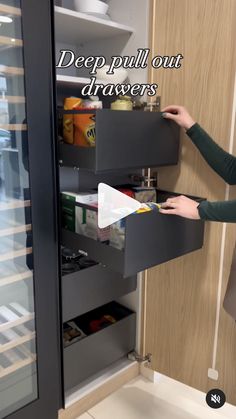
[63,312,136,390]
[62,265,137,322]
[59,110,180,172]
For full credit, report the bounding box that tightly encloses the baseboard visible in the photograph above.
[59,361,139,419]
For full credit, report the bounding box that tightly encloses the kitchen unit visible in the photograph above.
[0,1,207,419]
[54,1,205,417]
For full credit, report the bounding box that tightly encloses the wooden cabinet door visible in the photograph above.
[142,0,236,406]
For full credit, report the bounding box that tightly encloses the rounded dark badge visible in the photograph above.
[206,389,226,409]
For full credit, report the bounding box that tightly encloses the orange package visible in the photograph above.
[74,111,96,147]
[63,97,83,144]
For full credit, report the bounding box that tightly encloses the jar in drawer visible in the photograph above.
[74,99,102,147]
[74,112,96,147]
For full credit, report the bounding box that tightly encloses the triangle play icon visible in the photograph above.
[98,183,141,228]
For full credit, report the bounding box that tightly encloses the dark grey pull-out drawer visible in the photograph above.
[62,191,205,277]
[62,265,137,322]
[59,110,180,172]
[63,303,136,390]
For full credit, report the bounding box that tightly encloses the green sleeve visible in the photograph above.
[198,200,236,222]
[186,123,236,185]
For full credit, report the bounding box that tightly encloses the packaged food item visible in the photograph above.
[61,191,98,205]
[133,202,161,214]
[132,186,157,203]
[117,188,135,198]
[111,95,133,111]
[74,96,102,147]
[74,113,96,147]
[63,97,83,144]
[134,204,152,214]
[109,219,125,250]
[89,315,117,333]
[61,191,98,232]
[63,321,86,347]
[82,96,103,109]
[76,205,110,243]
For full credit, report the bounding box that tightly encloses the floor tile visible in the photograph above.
[77,413,93,419]
[88,376,236,419]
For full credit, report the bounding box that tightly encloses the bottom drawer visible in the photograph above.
[63,302,136,390]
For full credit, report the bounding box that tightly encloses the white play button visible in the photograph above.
[98,183,142,228]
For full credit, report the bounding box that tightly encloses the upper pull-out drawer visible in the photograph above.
[61,191,205,278]
[59,110,180,172]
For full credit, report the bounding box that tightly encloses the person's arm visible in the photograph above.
[186,123,236,185]
[162,105,236,185]
[159,195,236,223]
[198,199,236,222]
[159,106,236,222]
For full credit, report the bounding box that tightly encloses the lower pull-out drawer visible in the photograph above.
[63,301,136,390]
[62,264,137,322]
[62,191,205,278]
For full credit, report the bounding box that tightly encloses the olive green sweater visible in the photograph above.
[186,123,236,222]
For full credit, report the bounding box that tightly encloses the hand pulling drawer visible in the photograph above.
[62,206,204,277]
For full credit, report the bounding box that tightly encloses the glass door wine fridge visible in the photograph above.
[0,1,60,418]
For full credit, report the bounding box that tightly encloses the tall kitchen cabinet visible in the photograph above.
[0,1,60,419]
[54,1,205,417]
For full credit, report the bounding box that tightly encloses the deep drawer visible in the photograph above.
[59,110,180,172]
[63,302,136,390]
[62,264,137,322]
[61,191,205,278]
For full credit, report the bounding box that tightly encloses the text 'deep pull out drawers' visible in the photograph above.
[62,264,137,322]
[62,191,205,278]
[63,302,136,390]
[59,110,180,173]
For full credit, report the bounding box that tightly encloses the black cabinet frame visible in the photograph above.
[6,1,61,418]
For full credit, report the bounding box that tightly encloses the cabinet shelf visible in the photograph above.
[0,247,32,263]
[0,200,30,211]
[0,4,21,17]
[56,74,103,86]
[0,65,24,76]
[55,6,134,44]
[0,332,35,353]
[0,313,34,333]
[0,124,27,131]
[0,96,25,104]
[0,270,32,288]
[0,224,31,238]
[0,355,36,379]
[0,36,23,48]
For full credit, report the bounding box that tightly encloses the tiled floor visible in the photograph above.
[78,375,236,419]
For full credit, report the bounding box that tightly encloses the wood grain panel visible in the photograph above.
[145,0,236,404]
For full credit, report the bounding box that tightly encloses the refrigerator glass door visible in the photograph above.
[0,1,38,416]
